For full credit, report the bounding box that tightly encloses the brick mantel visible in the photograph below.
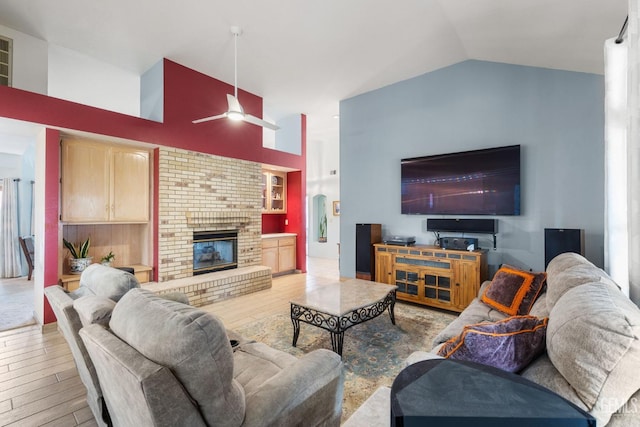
[186,211,252,226]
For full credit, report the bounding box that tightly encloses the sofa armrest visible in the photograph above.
[242,349,344,427]
[159,291,190,305]
[44,285,104,420]
[43,285,90,368]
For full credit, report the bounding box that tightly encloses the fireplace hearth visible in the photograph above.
[193,230,238,275]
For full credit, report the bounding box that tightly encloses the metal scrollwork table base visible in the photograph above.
[290,279,398,356]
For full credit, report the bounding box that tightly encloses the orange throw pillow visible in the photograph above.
[481,265,546,316]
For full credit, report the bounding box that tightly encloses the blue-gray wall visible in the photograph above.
[339,60,604,276]
[140,60,164,122]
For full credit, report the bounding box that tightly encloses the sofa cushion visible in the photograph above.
[76,264,140,301]
[431,297,507,348]
[73,295,116,328]
[437,315,548,373]
[545,262,618,311]
[547,282,640,426]
[481,265,546,316]
[233,342,298,395]
[109,289,246,427]
[545,252,592,278]
[520,354,588,411]
[528,292,550,318]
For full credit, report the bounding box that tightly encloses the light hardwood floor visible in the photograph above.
[0,257,340,426]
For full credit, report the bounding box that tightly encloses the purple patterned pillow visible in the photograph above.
[481,265,547,316]
[437,315,548,373]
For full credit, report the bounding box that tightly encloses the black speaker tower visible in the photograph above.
[544,228,584,268]
[356,224,382,281]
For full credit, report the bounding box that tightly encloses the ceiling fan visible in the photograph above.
[192,26,279,131]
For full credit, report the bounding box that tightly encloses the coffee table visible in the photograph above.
[290,278,398,356]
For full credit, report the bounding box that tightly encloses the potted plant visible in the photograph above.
[318,212,327,243]
[100,251,115,267]
[63,237,92,274]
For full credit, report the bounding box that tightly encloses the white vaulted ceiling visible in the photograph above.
[0,0,629,145]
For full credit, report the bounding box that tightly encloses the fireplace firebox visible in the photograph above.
[193,230,238,275]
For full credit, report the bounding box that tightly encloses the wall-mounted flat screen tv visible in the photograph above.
[401,145,521,215]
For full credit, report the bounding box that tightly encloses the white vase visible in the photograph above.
[69,257,92,274]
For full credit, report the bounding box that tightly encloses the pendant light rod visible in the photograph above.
[615,15,628,44]
[230,26,242,98]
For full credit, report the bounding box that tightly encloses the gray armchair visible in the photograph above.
[78,288,344,427]
[44,264,142,426]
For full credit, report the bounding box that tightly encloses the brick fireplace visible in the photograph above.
[157,147,263,282]
[192,230,238,275]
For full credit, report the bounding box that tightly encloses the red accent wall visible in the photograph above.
[262,214,286,234]
[286,115,307,272]
[0,58,307,322]
[0,59,304,170]
[286,170,306,272]
[43,129,61,324]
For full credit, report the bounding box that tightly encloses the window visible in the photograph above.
[0,36,12,87]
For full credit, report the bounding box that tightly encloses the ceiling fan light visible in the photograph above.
[227,111,245,121]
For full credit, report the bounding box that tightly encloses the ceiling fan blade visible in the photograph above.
[226,94,244,114]
[244,114,280,130]
[192,113,227,124]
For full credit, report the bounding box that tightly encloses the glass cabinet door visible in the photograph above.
[270,174,285,211]
[422,269,453,305]
[262,170,287,213]
[261,172,267,210]
[394,269,420,297]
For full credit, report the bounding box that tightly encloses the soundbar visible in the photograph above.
[427,218,498,234]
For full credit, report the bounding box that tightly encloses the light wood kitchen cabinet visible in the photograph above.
[262,170,287,213]
[262,238,279,272]
[262,234,296,275]
[61,139,150,223]
[374,243,488,312]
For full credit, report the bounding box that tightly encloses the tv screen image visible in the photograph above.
[401,145,520,216]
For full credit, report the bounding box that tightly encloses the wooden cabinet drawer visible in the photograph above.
[262,238,279,248]
[278,237,296,247]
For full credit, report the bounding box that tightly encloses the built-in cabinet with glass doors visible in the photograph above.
[262,169,287,213]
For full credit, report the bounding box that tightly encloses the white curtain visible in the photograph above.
[604,37,629,296]
[0,178,22,278]
[604,2,640,305]
[30,181,34,236]
[628,2,640,305]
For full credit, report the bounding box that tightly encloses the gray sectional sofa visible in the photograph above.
[76,288,344,427]
[47,264,343,426]
[407,253,640,426]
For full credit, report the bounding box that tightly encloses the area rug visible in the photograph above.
[235,302,456,422]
